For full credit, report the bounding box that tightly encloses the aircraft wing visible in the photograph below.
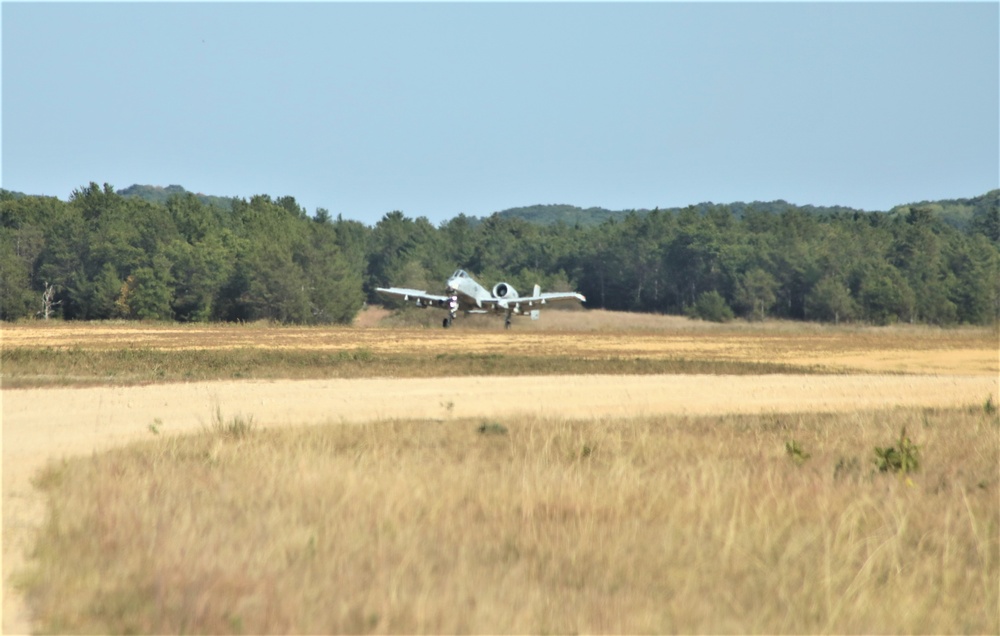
[375,287,451,305]
[482,291,586,308]
[534,291,587,304]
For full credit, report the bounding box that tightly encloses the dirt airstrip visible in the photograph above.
[2,317,998,633]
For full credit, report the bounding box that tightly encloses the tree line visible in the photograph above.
[2,183,997,325]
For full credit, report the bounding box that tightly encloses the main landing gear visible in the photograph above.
[442,295,459,329]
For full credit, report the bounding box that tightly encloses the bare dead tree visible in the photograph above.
[40,281,60,320]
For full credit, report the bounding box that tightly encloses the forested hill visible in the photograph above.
[116,184,235,211]
[494,204,623,226]
[110,185,851,224]
[889,190,999,232]
[493,201,866,226]
[2,182,997,327]
[497,192,1000,229]
[112,183,1000,231]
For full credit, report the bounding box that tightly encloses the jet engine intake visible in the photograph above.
[492,282,519,299]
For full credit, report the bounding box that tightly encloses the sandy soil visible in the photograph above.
[3,319,998,633]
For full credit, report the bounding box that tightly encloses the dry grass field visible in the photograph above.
[2,309,997,384]
[2,311,998,633]
[17,410,1000,634]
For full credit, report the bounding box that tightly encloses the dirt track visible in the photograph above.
[3,320,998,633]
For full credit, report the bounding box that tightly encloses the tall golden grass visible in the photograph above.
[20,407,998,634]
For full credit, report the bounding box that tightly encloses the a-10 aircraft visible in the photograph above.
[377,269,586,329]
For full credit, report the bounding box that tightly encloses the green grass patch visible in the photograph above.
[1,346,831,388]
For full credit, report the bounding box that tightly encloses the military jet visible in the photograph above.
[376,269,586,329]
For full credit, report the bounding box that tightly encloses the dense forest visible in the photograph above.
[2,183,997,326]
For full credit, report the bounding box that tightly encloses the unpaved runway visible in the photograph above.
[4,373,999,633]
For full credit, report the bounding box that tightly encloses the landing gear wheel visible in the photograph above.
[504,316,512,330]
[443,316,451,328]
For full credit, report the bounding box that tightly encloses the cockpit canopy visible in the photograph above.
[450,269,469,279]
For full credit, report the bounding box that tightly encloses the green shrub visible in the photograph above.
[686,291,735,323]
[477,422,508,436]
[785,439,810,465]
[874,426,920,474]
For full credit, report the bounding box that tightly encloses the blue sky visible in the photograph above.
[3,2,998,225]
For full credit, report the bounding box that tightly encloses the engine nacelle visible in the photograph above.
[492,282,519,299]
